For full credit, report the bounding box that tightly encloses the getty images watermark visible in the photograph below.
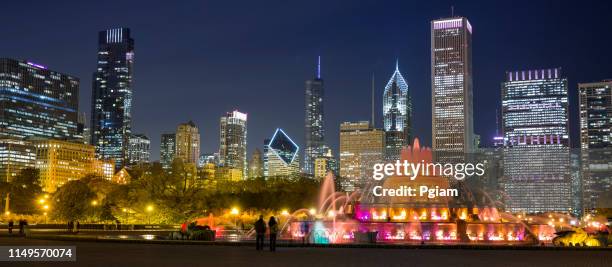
[370,160,486,198]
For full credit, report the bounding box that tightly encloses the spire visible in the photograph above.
[371,73,375,128]
[316,56,321,79]
[395,58,399,72]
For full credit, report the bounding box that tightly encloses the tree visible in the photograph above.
[99,203,116,222]
[52,180,95,221]
[3,168,42,214]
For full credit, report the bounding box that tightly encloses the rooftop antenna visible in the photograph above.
[316,55,321,79]
[371,73,375,128]
[495,108,500,136]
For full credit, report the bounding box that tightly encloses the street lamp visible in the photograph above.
[230,207,239,227]
[146,205,154,224]
[91,200,98,223]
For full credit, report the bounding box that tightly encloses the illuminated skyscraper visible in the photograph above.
[383,61,412,161]
[431,17,474,161]
[127,134,150,166]
[264,128,300,178]
[579,81,612,149]
[160,133,176,169]
[91,28,135,169]
[501,68,571,213]
[0,58,80,140]
[304,56,326,175]
[578,80,612,213]
[175,121,200,165]
[339,121,385,192]
[219,110,247,179]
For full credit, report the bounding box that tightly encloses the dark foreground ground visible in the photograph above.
[0,236,610,267]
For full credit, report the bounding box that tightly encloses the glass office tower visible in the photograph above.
[0,58,80,140]
[91,28,135,169]
[220,110,248,178]
[383,61,411,161]
[304,56,326,175]
[578,80,612,213]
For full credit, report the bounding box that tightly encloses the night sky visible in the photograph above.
[3,1,612,160]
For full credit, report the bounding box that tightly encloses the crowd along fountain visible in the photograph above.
[282,139,560,245]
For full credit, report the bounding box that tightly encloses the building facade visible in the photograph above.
[0,139,36,182]
[339,121,385,192]
[248,148,264,178]
[264,129,300,178]
[314,147,338,180]
[175,121,200,165]
[304,56,326,175]
[431,17,474,162]
[501,68,571,213]
[160,133,176,169]
[91,28,135,169]
[578,80,612,213]
[383,62,412,161]
[0,58,80,141]
[127,134,150,166]
[32,139,97,192]
[219,110,247,178]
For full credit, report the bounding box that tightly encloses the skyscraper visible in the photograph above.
[160,133,176,169]
[127,134,150,166]
[501,68,571,213]
[579,81,612,149]
[383,61,412,161]
[219,110,248,179]
[431,17,474,161]
[0,58,80,140]
[248,148,264,178]
[339,121,385,192]
[578,80,612,213]
[91,28,135,169]
[175,121,200,165]
[263,128,300,178]
[304,56,326,175]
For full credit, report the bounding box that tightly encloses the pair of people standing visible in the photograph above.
[254,215,278,251]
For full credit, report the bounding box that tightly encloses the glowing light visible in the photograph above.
[230,207,239,215]
[43,205,49,210]
[38,198,45,204]
[281,209,289,216]
[146,205,154,212]
[91,200,98,206]
[327,210,335,218]
[309,208,316,215]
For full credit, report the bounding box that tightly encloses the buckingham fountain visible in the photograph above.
[280,139,559,245]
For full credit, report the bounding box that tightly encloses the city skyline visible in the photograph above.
[2,1,612,161]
